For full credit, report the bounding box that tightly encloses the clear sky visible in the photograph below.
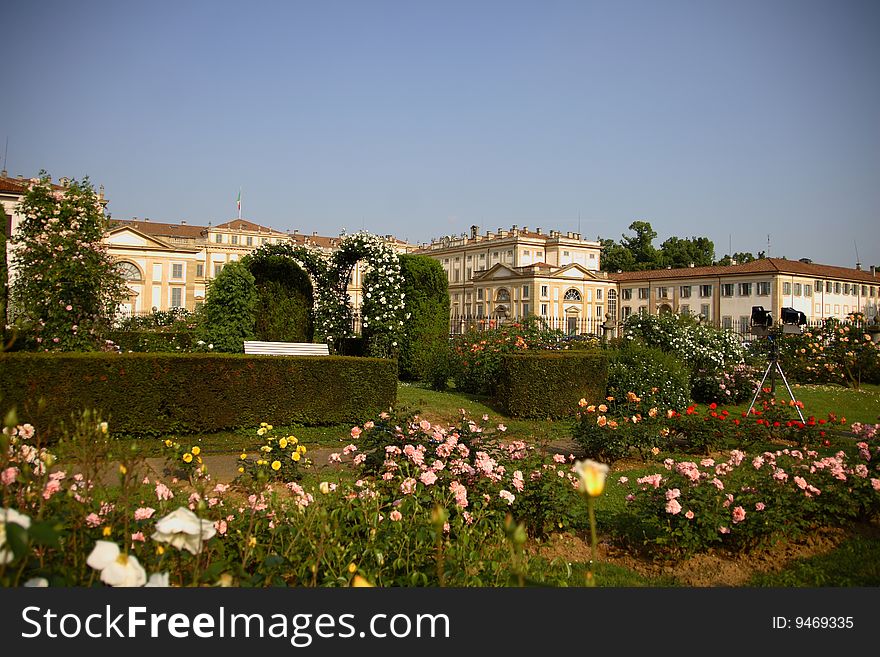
[5,0,879,267]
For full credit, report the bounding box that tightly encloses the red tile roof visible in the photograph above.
[111,219,207,240]
[610,258,878,284]
[0,175,66,195]
[214,219,286,234]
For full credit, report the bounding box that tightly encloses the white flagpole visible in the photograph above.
[238,187,242,220]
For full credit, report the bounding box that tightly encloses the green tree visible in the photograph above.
[599,237,636,272]
[397,254,450,381]
[658,236,715,269]
[621,221,659,270]
[197,261,257,352]
[9,173,127,351]
[715,251,757,266]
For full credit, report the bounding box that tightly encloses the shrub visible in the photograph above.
[622,312,744,372]
[0,353,397,436]
[691,364,758,404]
[114,308,197,332]
[770,315,880,389]
[397,255,450,381]
[196,261,257,353]
[343,412,585,538]
[450,318,566,395]
[106,331,195,353]
[9,174,128,350]
[497,352,608,418]
[619,446,880,555]
[245,254,314,343]
[607,344,691,411]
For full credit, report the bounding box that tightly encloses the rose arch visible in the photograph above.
[244,231,407,356]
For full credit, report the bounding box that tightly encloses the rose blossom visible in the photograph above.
[665,499,682,515]
[732,506,746,523]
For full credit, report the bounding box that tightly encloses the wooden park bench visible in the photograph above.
[243,341,330,356]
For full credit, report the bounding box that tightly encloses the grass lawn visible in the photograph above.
[720,382,880,425]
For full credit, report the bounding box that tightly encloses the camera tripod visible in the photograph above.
[746,334,805,423]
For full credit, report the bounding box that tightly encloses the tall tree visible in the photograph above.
[10,173,127,351]
[197,261,257,353]
[599,237,636,272]
[620,221,659,270]
[658,236,715,269]
[715,251,757,266]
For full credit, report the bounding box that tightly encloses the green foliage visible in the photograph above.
[619,445,880,555]
[196,261,257,353]
[0,352,398,435]
[114,307,197,332]
[600,221,716,273]
[768,315,880,389]
[715,251,758,266]
[449,317,567,395]
[106,330,195,353]
[397,254,450,381]
[691,364,758,404]
[622,311,744,373]
[0,204,8,342]
[245,253,314,343]
[236,424,310,484]
[497,352,608,418]
[608,344,692,411]
[657,235,715,269]
[9,173,128,350]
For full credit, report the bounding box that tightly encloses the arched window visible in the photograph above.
[563,288,581,301]
[496,288,510,302]
[117,261,142,281]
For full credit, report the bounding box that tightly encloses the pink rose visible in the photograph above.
[732,506,746,523]
[390,510,402,522]
[665,498,682,515]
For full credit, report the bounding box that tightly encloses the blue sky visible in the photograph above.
[5,0,879,267]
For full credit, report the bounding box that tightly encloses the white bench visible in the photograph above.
[243,341,330,356]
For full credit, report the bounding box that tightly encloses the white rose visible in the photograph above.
[151,507,217,555]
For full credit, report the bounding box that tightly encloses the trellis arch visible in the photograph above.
[243,231,407,356]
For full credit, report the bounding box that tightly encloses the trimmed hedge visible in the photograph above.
[0,353,397,436]
[497,352,608,419]
[397,254,450,381]
[107,331,195,352]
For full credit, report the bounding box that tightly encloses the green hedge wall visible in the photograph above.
[397,254,450,381]
[107,331,195,352]
[0,353,397,436]
[497,352,608,419]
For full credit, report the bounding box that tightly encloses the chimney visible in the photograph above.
[144,218,150,222]
[689,262,695,268]
[522,226,528,233]
[181,220,187,225]
[536,227,542,235]
[871,265,876,277]
[293,229,299,235]
[312,231,318,236]
[470,225,478,239]
[856,262,862,271]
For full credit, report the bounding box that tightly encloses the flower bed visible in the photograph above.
[0,413,587,587]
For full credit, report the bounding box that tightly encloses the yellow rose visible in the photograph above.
[164,439,173,447]
[573,459,609,497]
[279,438,288,449]
[271,460,281,471]
[102,526,112,537]
[289,436,298,444]
[238,467,244,473]
[257,427,266,436]
[298,445,307,454]
[292,452,301,462]
[240,453,247,460]
[191,446,201,456]
[347,563,358,574]
[266,425,273,431]
[182,453,193,463]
